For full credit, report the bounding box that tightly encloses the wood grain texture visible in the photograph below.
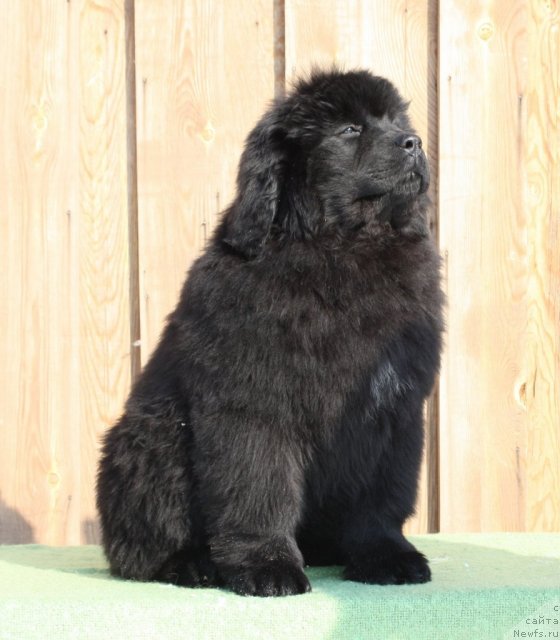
[78,0,131,545]
[0,0,130,544]
[519,0,559,531]
[439,0,559,531]
[135,0,275,361]
[285,0,438,534]
[125,0,142,381]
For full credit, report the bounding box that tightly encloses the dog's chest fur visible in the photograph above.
[178,231,441,439]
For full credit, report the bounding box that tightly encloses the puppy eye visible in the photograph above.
[340,125,362,136]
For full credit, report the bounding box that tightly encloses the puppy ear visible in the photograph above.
[223,117,285,257]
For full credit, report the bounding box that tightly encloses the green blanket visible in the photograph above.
[1,534,559,639]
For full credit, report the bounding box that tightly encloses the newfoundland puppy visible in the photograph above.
[97,69,443,597]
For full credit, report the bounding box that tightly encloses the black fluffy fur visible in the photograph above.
[96,69,444,597]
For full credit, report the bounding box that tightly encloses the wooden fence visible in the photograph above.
[0,0,558,544]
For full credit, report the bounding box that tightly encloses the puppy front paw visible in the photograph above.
[344,549,431,585]
[223,560,311,597]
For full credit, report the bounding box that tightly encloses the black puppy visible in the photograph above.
[97,69,443,597]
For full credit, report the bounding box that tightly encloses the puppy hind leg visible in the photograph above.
[106,538,174,582]
[154,546,220,587]
[97,409,195,583]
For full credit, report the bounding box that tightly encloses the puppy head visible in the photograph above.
[223,69,430,257]
[295,71,430,205]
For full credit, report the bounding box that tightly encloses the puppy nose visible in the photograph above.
[395,133,422,156]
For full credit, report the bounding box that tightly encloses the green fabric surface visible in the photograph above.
[0,534,559,640]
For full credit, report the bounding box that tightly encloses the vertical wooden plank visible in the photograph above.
[135,0,275,361]
[523,0,560,532]
[285,0,438,534]
[125,0,142,381]
[439,0,559,531]
[0,0,130,544]
[274,0,286,97]
[439,0,525,532]
[78,0,131,545]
